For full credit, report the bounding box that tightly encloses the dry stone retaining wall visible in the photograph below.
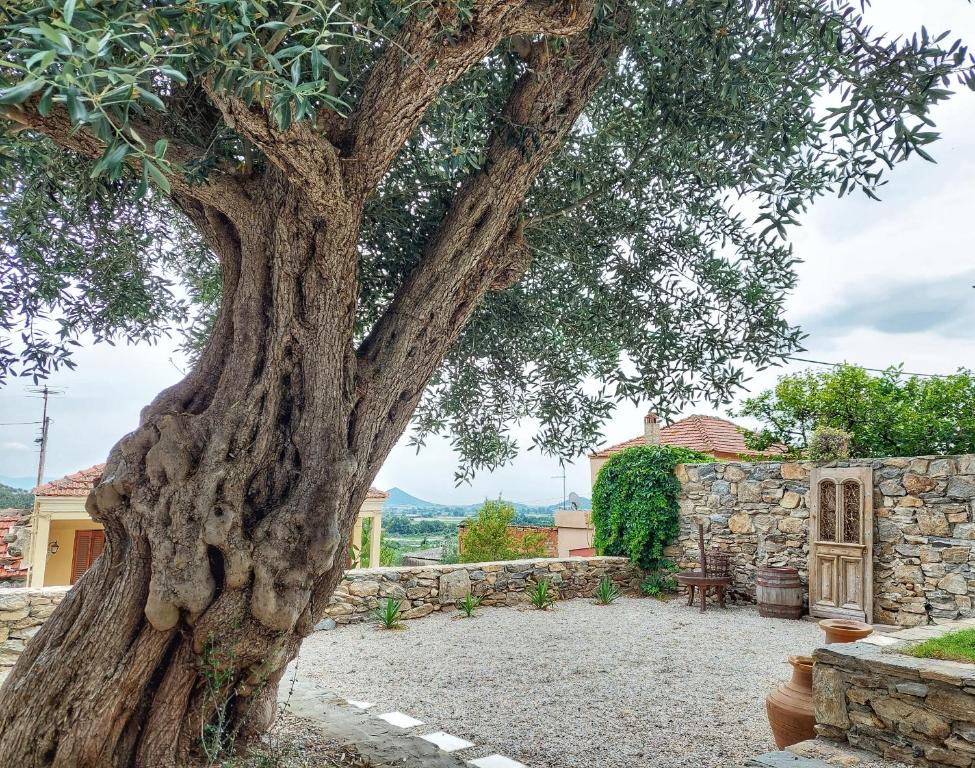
[813,640,975,767]
[0,587,68,678]
[322,556,640,624]
[668,455,975,626]
[0,559,638,674]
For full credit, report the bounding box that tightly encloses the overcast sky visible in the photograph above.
[1,2,973,505]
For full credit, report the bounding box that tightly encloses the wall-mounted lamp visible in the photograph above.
[47,540,60,556]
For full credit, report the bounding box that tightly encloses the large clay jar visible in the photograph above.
[818,618,873,645]
[766,655,816,749]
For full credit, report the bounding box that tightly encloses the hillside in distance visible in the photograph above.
[384,486,591,516]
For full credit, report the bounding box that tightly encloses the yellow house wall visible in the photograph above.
[44,519,105,586]
[589,455,609,488]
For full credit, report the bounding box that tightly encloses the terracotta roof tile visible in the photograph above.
[36,464,389,504]
[34,464,105,496]
[590,415,784,459]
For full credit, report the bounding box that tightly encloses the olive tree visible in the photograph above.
[0,0,971,764]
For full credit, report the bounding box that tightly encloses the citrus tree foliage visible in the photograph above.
[738,365,975,458]
[1,1,973,478]
[592,444,708,569]
[459,499,548,563]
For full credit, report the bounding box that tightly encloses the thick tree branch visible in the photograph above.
[340,0,595,202]
[0,104,252,216]
[354,13,629,467]
[203,87,346,208]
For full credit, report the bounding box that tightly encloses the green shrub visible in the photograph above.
[457,593,482,617]
[593,576,621,605]
[441,538,460,564]
[807,426,852,461]
[592,444,709,570]
[528,579,556,610]
[372,598,403,629]
[640,568,678,598]
[459,499,548,563]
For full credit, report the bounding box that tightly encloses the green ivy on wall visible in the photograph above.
[592,445,709,570]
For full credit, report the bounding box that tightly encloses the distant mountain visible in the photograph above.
[0,476,37,491]
[385,487,444,510]
[384,486,590,514]
[541,496,591,512]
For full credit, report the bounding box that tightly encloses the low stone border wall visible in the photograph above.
[0,587,68,672]
[0,559,639,675]
[323,556,640,624]
[813,640,975,767]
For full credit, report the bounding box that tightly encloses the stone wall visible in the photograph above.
[0,510,30,588]
[813,640,975,767]
[668,455,975,626]
[0,559,638,675]
[0,587,67,679]
[322,556,640,624]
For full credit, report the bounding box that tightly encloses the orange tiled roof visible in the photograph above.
[590,415,784,459]
[0,513,28,581]
[36,464,389,502]
[34,464,105,496]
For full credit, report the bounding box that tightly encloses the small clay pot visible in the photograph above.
[818,618,873,645]
[766,655,816,749]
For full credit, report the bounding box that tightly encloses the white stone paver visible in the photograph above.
[861,634,900,647]
[377,710,425,729]
[346,699,374,709]
[469,755,528,768]
[420,731,476,752]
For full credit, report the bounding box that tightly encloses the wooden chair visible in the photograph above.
[676,523,733,613]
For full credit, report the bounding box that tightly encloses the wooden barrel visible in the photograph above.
[756,567,803,619]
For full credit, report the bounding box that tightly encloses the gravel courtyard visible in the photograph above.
[293,597,824,768]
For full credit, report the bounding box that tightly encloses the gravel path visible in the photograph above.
[293,598,825,768]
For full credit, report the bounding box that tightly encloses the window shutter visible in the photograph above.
[70,530,106,584]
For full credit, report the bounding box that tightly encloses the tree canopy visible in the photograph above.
[2,1,972,479]
[459,499,548,562]
[738,364,975,458]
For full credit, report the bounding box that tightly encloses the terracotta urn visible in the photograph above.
[818,618,873,645]
[766,655,816,749]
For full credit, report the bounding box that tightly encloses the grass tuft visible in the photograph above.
[902,628,975,664]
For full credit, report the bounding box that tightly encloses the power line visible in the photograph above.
[0,421,42,426]
[785,356,959,380]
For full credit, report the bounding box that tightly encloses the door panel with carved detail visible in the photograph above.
[808,467,873,622]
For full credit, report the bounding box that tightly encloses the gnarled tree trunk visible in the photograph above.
[0,178,377,766]
[0,4,625,764]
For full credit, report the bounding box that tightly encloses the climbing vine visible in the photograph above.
[592,445,708,570]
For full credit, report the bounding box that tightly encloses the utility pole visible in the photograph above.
[28,385,60,488]
[551,467,567,511]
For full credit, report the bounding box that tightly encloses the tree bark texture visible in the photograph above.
[0,3,626,764]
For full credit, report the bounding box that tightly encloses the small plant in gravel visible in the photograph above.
[373,598,404,629]
[528,579,557,610]
[640,569,677,599]
[457,593,482,618]
[593,576,622,605]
